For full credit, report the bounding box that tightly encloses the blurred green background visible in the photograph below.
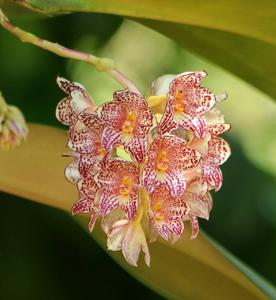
[0,12,276,299]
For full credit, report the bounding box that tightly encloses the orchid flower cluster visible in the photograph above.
[0,92,28,150]
[56,71,231,266]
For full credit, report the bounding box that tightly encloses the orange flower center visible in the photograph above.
[119,176,132,198]
[174,90,186,113]
[156,150,169,172]
[152,201,165,224]
[122,111,137,134]
[97,147,105,157]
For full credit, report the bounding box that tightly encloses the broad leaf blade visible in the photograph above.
[0,124,273,300]
[11,0,276,45]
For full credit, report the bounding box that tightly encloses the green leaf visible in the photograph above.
[5,0,276,101]
[0,124,275,300]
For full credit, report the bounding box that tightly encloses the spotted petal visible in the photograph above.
[78,154,98,178]
[179,114,207,139]
[77,176,98,199]
[165,169,186,197]
[100,193,119,216]
[101,127,121,152]
[202,164,223,191]
[142,163,158,194]
[158,103,178,134]
[168,71,207,98]
[180,147,202,171]
[189,215,199,239]
[98,101,125,128]
[205,137,231,165]
[72,197,93,215]
[185,86,216,116]
[125,136,147,164]
[208,123,231,136]
[166,218,184,236]
[121,192,139,220]
[55,97,74,125]
[68,122,99,154]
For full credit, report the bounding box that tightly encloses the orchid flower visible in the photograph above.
[96,159,140,220]
[152,71,226,139]
[98,90,154,163]
[143,134,201,197]
[56,73,231,266]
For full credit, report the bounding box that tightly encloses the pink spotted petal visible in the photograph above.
[168,71,207,97]
[158,104,178,134]
[167,218,184,236]
[121,192,139,220]
[179,114,207,139]
[205,137,231,166]
[208,123,231,136]
[165,169,186,197]
[189,215,199,239]
[68,127,97,154]
[97,159,139,194]
[158,226,169,240]
[57,77,94,114]
[57,76,86,95]
[142,164,158,194]
[77,177,98,199]
[98,101,125,128]
[100,193,119,216]
[202,164,223,191]
[134,107,154,138]
[185,86,216,116]
[56,97,74,125]
[72,198,93,215]
[125,137,147,164]
[113,89,145,107]
[180,147,201,171]
[78,155,98,178]
[101,127,121,151]
[78,111,104,132]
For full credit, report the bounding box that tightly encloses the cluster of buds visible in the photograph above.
[0,92,28,150]
[56,71,231,266]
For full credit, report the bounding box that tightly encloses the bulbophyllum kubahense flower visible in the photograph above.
[56,71,231,266]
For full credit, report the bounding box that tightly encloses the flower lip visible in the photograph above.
[122,111,137,134]
[156,150,169,172]
[119,176,133,198]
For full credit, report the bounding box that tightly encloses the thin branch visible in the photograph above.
[0,8,141,94]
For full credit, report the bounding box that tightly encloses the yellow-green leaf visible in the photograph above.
[0,124,274,300]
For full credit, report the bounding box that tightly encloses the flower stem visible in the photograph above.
[134,187,149,224]
[0,8,141,94]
